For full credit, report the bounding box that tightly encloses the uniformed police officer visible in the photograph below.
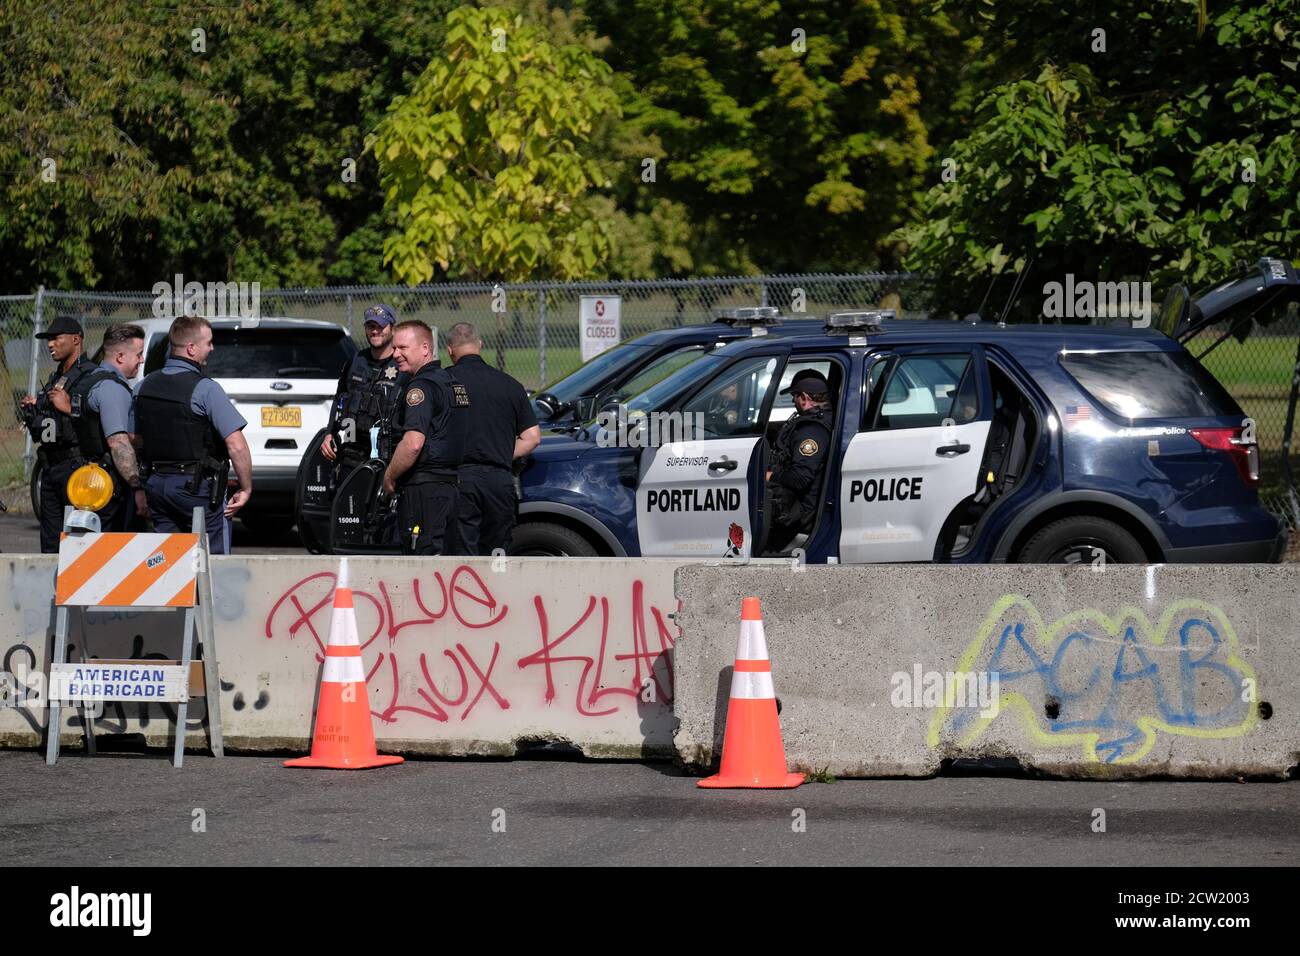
[19,315,97,552]
[321,303,406,469]
[134,315,253,554]
[383,320,467,555]
[445,322,541,555]
[766,368,834,553]
[45,324,150,534]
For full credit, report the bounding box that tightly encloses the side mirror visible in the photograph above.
[533,391,562,419]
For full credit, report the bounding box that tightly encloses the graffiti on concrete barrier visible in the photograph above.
[928,596,1258,763]
[263,565,675,725]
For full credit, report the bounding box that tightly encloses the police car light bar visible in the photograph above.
[825,310,894,332]
[712,306,784,326]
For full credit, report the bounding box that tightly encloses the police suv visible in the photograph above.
[533,308,824,426]
[511,303,1289,563]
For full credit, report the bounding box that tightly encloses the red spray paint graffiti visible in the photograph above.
[264,566,675,725]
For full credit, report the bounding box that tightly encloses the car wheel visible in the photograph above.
[1016,516,1147,564]
[508,522,599,557]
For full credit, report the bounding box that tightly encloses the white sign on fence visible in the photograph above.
[580,295,621,362]
[50,662,190,703]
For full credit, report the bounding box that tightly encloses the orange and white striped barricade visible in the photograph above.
[46,506,223,768]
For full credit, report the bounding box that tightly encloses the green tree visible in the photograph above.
[893,0,1300,316]
[0,1,457,291]
[580,0,978,277]
[370,4,621,283]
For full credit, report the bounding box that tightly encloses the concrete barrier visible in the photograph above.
[674,565,1300,779]
[1,555,685,758]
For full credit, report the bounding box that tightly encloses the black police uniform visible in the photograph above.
[449,354,538,555]
[26,355,97,552]
[135,357,237,554]
[767,401,833,553]
[66,366,135,533]
[331,351,406,469]
[392,361,468,555]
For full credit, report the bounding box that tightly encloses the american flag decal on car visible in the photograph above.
[1065,404,1092,427]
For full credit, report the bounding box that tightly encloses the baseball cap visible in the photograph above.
[363,304,398,327]
[35,315,85,339]
[780,368,830,395]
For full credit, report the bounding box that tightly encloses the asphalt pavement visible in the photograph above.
[2,751,1297,866]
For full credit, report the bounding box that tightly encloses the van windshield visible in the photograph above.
[144,328,352,378]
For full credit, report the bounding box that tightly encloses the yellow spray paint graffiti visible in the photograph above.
[927,596,1258,764]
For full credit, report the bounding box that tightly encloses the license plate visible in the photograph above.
[261,406,301,428]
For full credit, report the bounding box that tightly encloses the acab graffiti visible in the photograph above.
[928,596,1259,763]
[264,565,676,725]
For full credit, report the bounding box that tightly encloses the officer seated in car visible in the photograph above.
[765,368,833,553]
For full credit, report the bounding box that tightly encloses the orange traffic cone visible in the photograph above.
[286,560,403,770]
[698,596,803,789]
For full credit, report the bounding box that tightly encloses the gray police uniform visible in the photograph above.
[27,355,97,552]
[449,354,537,555]
[767,404,833,552]
[331,350,406,468]
[135,356,248,554]
[392,361,468,555]
[67,361,137,533]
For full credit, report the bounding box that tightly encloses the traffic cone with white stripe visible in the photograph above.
[285,560,402,770]
[698,596,804,789]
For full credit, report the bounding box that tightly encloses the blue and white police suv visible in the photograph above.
[511,297,1290,563]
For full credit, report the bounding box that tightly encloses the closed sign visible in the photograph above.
[580,295,621,362]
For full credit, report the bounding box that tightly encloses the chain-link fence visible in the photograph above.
[3,274,1297,530]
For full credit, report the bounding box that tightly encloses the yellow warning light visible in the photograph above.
[66,463,114,512]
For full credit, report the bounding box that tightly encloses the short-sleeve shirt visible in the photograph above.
[450,354,538,468]
[86,362,134,437]
[155,356,248,439]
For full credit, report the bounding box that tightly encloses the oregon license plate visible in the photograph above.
[261,406,301,428]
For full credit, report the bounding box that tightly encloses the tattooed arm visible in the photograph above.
[108,433,150,517]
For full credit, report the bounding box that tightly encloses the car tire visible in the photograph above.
[1017,516,1147,564]
[508,521,599,557]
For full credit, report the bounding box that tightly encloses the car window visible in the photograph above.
[770,360,834,417]
[1060,350,1241,419]
[871,353,978,430]
[143,328,353,378]
[681,356,779,438]
[610,345,709,401]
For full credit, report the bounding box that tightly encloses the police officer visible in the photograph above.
[766,368,834,553]
[446,322,540,555]
[321,303,406,469]
[46,324,150,533]
[134,315,253,554]
[19,315,97,552]
[383,320,467,555]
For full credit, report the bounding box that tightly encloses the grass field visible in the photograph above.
[1187,333,1298,395]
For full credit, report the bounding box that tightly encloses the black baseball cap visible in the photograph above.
[781,369,830,395]
[35,315,84,339]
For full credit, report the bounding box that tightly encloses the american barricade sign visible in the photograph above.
[49,662,190,703]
